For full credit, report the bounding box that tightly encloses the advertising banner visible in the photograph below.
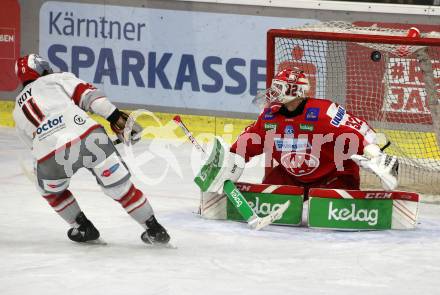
[347,22,440,124]
[308,197,393,230]
[0,0,20,91]
[39,1,317,114]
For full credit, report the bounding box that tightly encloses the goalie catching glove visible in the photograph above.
[107,109,142,144]
[351,144,399,191]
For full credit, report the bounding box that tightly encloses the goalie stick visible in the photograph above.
[172,115,205,153]
[172,115,290,230]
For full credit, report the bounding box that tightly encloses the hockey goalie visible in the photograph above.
[197,67,401,229]
[232,67,399,194]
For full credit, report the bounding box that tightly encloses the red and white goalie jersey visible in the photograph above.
[13,72,116,162]
[231,98,377,190]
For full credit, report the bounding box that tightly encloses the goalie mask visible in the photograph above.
[15,54,53,85]
[253,68,310,107]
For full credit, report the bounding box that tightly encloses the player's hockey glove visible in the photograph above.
[107,109,142,144]
[350,144,399,191]
[195,136,245,193]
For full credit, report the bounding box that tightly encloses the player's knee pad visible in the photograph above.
[92,152,130,188]
[38,178,70,194]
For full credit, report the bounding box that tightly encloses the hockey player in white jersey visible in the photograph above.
[13,53,170,245]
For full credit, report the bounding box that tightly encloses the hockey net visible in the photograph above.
[266,21,440,196]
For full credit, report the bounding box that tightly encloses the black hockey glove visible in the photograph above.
[107,109,142,144]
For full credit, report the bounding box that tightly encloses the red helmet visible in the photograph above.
[269,68,310,104]
[15,54,53,85]
[253,67,310,108]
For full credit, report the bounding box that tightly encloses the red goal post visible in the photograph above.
[265,22,440,194]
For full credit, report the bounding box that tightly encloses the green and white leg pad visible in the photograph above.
[308,189,419,230]
[200,182,304,229]
[194,137,291,230]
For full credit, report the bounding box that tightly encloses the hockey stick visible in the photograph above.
[172,115,290,230]
[112,132,142,145]
[113,138,123,145]
[172,115,205,153]
[375,132,392,152]
[18,155,37,183]
[381,141,391,151]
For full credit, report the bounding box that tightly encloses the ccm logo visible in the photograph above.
[365,192,392,199]
[235,184,251,191]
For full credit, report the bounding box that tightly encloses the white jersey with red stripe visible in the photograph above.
[13,72,117,162]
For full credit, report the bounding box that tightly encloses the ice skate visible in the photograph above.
[141,215,172,247]
[67,212,102,244]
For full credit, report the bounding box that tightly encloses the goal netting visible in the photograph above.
[267,21,440,195]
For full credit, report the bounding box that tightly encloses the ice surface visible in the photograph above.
[1,127,440,295]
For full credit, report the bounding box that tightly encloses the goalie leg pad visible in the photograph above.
[200,191,227,219]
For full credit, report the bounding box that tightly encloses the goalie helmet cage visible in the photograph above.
[266,21,440,195]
